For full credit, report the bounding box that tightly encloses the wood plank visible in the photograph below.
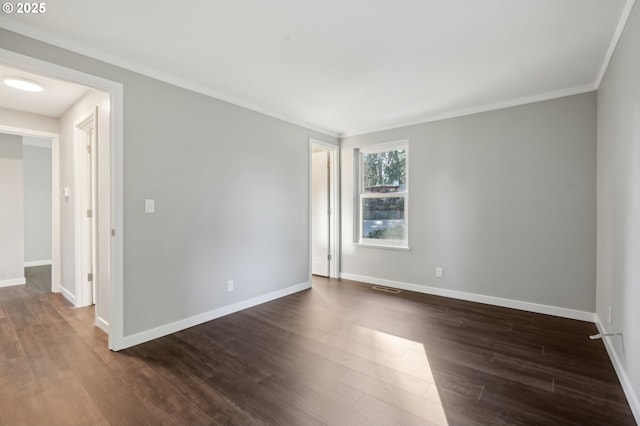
[353,394,439,426]
[340,368,449,425]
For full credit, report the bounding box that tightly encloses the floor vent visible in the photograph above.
[371,285,402,294]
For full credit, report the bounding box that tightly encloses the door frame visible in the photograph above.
[309,138,340,280]
[0,48,125,351]
[0,126,61,293]
[74,109,97,308]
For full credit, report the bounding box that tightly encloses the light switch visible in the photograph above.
[145,199,155,213]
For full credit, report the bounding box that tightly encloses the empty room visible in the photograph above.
[0,0,639,424]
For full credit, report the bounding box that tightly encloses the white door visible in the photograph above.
[88,127,97,304]
[312,150,330,276]
[75,110,97,307]
[82,125,96,304]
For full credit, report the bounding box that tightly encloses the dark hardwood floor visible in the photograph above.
[0,272,635,425]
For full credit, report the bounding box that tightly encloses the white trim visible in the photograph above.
[24,260,52,267]
[51,136,60,293]
[0,17,609,140]
[359,139,409,154]
[0,48,125,351]
[59,285,76,305]
[340,273,595,322]
[96,316,109,334]
[121,281,311,350]
[354,243,411,251]
[309,138,341,279]
[0,17,602,140]
[357,140,409,248]
[358,236,408,248]
[339,84,596,138]
[110,74,125,351]
[595,316,640,422]
[0,278,26,288]
[595,0,637,88]
[0,18,338,138]
[23,138,52,148]
[73,109,96,308]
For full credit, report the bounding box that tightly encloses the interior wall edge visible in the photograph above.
[339,273,595,322]
[116,281,311,351]
[595,317,640,423]
[0,277,26,288]
[24,260,52,267]
[59,285,76,305]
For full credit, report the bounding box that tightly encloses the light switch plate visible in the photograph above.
[145,199,155,213]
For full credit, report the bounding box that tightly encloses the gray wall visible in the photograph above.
[0,133,24,285]
[341,92,596,312]
[23,141,52,264]
[597,1,640,417]
[0,29,338,337]
[123,77,333,334]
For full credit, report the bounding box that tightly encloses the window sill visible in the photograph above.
[354,243,411,251]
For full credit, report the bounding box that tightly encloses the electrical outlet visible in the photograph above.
[435,267,444,278]
[227,280,234,292]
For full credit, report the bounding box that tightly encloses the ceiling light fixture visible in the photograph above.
[3,77,44,92]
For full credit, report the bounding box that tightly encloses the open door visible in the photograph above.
[75,110,97,307]
[309,139,339,280]
[312,149,330,276]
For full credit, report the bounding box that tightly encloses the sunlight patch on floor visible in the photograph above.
[341,325,449,426]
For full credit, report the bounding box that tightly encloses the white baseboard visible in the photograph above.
[96,316,109,334]
[339,273,595,322]
[0,277,26,288]
[24,259,52,267]
[121,281,311,349]
[595,316,640,423]
[59,285,76,305]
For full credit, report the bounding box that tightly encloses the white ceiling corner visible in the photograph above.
[0,62,91,117]
[595,0,637,88]
[0,0,633,136]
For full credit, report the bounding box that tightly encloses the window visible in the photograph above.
[357,140,408,248]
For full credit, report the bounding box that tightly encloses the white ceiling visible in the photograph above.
[0,0,632,136]
[0,64,90,117]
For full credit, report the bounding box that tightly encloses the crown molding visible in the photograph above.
[0,17,340,138]
[595,0,637,88]
[2,2,630,141]
[339,83,596,138]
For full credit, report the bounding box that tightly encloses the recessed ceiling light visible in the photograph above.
[3,77,44,92]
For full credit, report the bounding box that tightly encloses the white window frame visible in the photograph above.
[357,140,409,249]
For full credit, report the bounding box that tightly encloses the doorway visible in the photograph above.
[22,136,55,293]
[309,139,340,279]
[0,128,61,293]
[312,148,330,276]
[0,47,124,350]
